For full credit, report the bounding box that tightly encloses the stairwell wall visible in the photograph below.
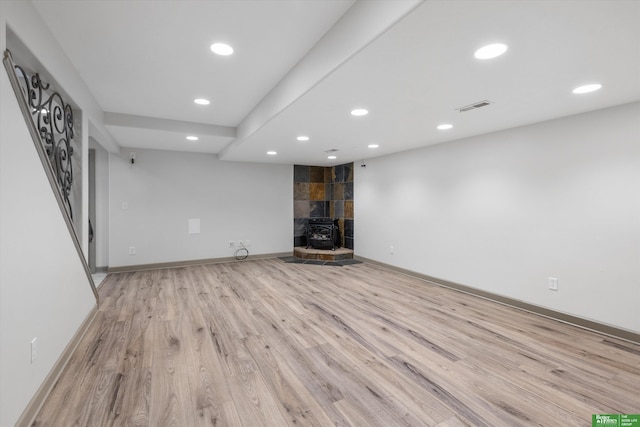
[0,67,97,427]
[0,2,115,424]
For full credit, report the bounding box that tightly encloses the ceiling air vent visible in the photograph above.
[457,100,493,113]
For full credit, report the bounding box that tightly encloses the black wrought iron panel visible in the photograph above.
[7,51,75,219]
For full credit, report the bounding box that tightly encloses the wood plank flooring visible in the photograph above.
[33,259,640,426]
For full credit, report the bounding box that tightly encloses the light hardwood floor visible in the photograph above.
[33,259,640,426]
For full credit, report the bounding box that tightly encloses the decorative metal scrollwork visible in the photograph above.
[8,51,75,219]
[3,49,99,304]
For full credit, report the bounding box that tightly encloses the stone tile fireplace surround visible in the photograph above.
[294,163,354,250]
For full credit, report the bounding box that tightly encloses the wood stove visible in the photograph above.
[306,218,339,250]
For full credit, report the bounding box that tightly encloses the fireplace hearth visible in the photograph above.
[291,246,354,262]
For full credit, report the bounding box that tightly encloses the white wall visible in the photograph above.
[109,149,293,267]
[356,102,640,333]
[0,2,119,424]
[0,70,96,426]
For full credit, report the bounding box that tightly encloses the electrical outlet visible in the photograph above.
[548,277,558,291]
[129,246,136,255]
[244,240,251,246]
[229,241,235,248]
[389,245,395,254]
[31,337,37,363]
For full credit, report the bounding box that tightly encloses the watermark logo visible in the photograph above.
[593,415,640,427]
[594,415,619,426]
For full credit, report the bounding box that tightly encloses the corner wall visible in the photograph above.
[109,149,293,267]
[356,102,640,333]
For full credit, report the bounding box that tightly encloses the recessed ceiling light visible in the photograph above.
[572,83,602,94]
[210,43,234,56]
[194,98,210,105]
[297,136,310,142]
[186,136,199,141]
[437,124,453,130]
[267,151,277,156]
[368,144,379,149]
[351,108,369,116]
[474,43,508,60]
[327,155,337,160]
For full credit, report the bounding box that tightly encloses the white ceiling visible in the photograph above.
[33,0,640,166]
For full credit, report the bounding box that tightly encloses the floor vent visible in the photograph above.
[457,100,493,112]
